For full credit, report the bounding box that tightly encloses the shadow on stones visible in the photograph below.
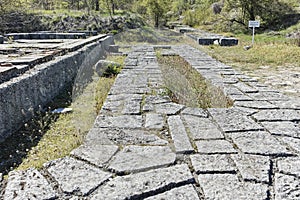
[0,86,72,175]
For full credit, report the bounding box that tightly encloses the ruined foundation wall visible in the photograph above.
[0,36,113,142]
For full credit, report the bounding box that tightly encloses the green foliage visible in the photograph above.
[0,0,25,12]
[102,55,124,77]
[102,64,122,77]
[144,0,171,27]
[224,0,296,29]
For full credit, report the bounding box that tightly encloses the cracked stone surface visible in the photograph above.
[195,140,237,154]
[190,154,236,173]
[3,168,57,200]
[252,109,300,122]
[277,157,300,177]
[231,154,270,183]
[91,164,194,200]
[145,113,165,129]
[44,157,112,195]
[2,44,299,199]
[183,115,224,140]
[208,108,263,132]
[108,145,176,174]
[228,131,294,156]
[71,144,119,167]
[274,173,300,200]
[144,184,200,200]
[197,174,268,200]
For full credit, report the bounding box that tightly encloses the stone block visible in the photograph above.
[145,113,165,129]
[168,116,194,154]
[71,144,119,167]
[108,146,176,174]
[228,131,294,156]
[195,139,237,154]
[198,37,219,45]
[122,95,142,115]
[197,174,268,199]
[277,157,300,177]
[44,157,112,195]
[4,168,57,199]
[277,136,300,153]
[108,45,119,53]
[181,107,208,117]
[91,164,194,199]
[208,108,263,132]
[231,154,270,183]
[261,121,300,137]
[190,154,236,173]
[219,37,238,46]
[99,128,168,145]
[234,100,278,109]
[275,173,300,200]
[233,82,259,93]
[155,102,184,115]
[0,35,3,44]
[183,115,224,140]
[252,109,300,122]
[144,184,200,199]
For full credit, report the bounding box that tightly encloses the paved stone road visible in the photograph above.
[1,45,300,199]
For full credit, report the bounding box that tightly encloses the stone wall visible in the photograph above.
[0,35,113,142]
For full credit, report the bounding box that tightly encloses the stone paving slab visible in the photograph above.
[1,44,300,199]
[108,145,176,174]
[208,108,264,132]
[168,115,194,154]
[3,168,57,200]
[44,156,112,196]
[71,144,119,167]
[144,184,200,200]
[231,154,270,183]
[190,154,236,173]
[90,164,194,200]
[197,174,268,200]
[227,131,294,156]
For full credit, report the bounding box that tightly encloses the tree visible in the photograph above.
[145,0,170,27]
[224,0,295,27]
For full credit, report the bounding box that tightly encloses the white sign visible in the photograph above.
[249,20,260,28]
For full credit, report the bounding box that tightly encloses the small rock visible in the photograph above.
[244,45,252,50]
[94,60,121,76]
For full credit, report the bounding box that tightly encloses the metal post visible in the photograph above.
[252,27,255,45]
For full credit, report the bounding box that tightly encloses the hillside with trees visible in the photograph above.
[0,0,299,33]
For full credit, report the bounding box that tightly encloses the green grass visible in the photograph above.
[15,55,124,172]
[199,33,300,73]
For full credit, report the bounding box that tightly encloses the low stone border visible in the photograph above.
[0,35,113,142]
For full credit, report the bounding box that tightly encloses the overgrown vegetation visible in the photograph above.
[157,54,232,108]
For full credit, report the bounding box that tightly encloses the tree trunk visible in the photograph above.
[111,0,115,15]
[155,14,159,28]
[95,0,99,11]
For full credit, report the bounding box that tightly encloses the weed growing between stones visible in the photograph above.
[157,55,232,108]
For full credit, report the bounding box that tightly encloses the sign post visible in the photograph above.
[248,20,260,45]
